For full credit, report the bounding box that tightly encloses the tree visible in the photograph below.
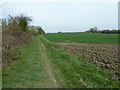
[93,26,99,32]
[88,26,99,33]
[2,14,32,32]
[36,26,45,34]
[18,14,32,32]
[2,18,7,30]
[89,28,94,33]
[58,31,62,33]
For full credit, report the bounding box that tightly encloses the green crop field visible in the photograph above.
[44,33,119,44]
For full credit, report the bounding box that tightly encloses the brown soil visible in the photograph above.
[56,43,120,80]
[2,30,32,68]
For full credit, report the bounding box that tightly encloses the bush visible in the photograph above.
[2,14,32,32]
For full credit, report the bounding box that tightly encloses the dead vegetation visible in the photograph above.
[2,14,46,69]
[56,43,120,80]
[2,14,34,68]
[2,30,32,68]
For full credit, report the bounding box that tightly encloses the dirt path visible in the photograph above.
[40,41,58,88]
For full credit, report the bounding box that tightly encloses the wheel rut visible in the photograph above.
[40,40,58,88]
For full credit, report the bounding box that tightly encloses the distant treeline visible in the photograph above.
[85,27,120,34]
[86,30,120,34]
[99,30,120,34]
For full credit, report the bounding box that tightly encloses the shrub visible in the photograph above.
[2,14,32,32]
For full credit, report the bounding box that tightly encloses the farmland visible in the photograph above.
[2,25,120,88]
[3,35,119,88]
[44,33,119,44]
[2,1,120,88]
[44,32,120,83]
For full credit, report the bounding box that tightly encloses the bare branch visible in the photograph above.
[0,2,7,7]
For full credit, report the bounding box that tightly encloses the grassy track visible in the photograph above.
[2,36,58,88]
[3,35,119,88]
[44,33,119,44]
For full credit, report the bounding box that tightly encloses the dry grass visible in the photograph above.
[2,30,32,68]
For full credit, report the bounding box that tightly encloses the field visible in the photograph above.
[3,35,120,88]
[45,33,120,81]
[57,43,119,78]
[44,33,119,44]
[3,33,120,88]
[2,2,120,88]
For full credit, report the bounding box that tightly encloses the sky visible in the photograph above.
[0,0,119,33]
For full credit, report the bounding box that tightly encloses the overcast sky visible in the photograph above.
[0,0,118,33]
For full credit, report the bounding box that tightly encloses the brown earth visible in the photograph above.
[56,43,120,80]
[2,30,32,68]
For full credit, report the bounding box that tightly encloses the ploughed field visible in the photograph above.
[44,33,120,81]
